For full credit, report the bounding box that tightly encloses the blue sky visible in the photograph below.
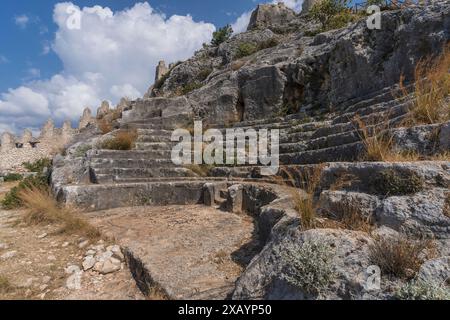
[0,0,263,94]
[0,0,304,134]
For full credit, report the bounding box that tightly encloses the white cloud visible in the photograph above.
[0,55,8,64]
[15,14,30,29]
[0,2,215,135]
[231,10,253,34]
[232,0,304,34]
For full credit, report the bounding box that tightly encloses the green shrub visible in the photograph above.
[396,280,450,300]
[277,240,336,295]
[198,67,213,82]
[372,169,424,196]
[309,0,350,31]
[3,173,23,182]
[74,144,92,157]
[1,174,49,209]
[23,158,52,173]
[181,82,203,95]
[211,25,233,46]
[235,42,258,59]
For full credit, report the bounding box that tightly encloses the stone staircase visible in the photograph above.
[61,84,434,211]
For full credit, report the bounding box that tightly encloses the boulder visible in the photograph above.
[233,228,379,300]
[376,189,450,239]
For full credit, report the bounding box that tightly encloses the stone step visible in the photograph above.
[280,130,315,144]
[136,129,173,136]
[88,149,172,160]
[306,130,361,151]
[90,158,173,169]
[136,134,173,143]
[332,98,412,125]
[93,167,195,183]
[279,141,364,165]
[311,107,409,140]
[135,142,175,151]
[279,142,307,154]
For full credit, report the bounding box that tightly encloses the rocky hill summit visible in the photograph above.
[10,1,449,300]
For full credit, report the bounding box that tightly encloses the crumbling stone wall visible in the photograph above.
[0,119,76,172]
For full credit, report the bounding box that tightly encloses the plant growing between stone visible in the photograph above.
[395,279,450,300]
[277,240,336,295]
[401,43,450,126]
[371,169,424,196]
[22,158,52,173]
[100,129,138,151]
[369,235,435,280]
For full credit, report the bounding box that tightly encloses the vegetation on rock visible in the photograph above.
[369,235,434,279]
[211,25,233,46]
[396,280,450,300]
[277,240,336,295]
[100,130,137,151]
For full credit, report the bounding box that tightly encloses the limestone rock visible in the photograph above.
[233,228,378,300]
[97,101,110,119]
[247,3,296,31]
[417,257,450,285]
[376,189,450,239]
[82,256,96,271]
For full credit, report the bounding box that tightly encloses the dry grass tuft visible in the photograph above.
[325,201,373,233]
[19,186,101,241]
[185,164,212,177]
[355,115,396,162]
[98,118,113,134]
[369,235,436,280]
[402,43,450,126]
[278,165,324,230]
[100,129,137,151]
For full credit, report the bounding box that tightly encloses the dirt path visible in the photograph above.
[0,183,143,300]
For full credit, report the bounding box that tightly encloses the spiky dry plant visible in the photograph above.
[402,43,450,125]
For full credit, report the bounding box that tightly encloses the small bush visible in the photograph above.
[277,240,336,295]
[19,186,101,240]
[98,117,113,134]
[309,0,349,30]
[181,82,203,95]
[396,280,450,300]
[74,144,92,157]
[369,235,434,280]
[1,174,49,209]
[235,42,258,59]
[100,130,137,151]
[3,173,23,182]
[22,158,52,173]
[198,67,213,82]
[372,169,424,196]
[211,25,233,46]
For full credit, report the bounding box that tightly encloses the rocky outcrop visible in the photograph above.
[247,3,296,31]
